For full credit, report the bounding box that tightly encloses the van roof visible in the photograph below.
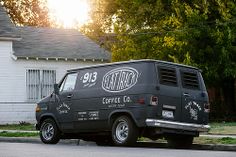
[67,59,200,72]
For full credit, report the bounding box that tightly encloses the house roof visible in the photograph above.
[0,5,110,61]
[13,27,111,61]
[0,4,20,40]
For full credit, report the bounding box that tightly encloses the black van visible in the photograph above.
[35,60,210,147]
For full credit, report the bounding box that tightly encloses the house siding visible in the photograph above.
[0,41,98,124]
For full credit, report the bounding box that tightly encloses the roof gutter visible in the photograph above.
[0,37,22,41]
[12,56,109,62]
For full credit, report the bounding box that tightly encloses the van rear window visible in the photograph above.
[181,71,199,89]
[159,67,177,86]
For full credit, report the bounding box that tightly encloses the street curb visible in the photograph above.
[0,137,236,151]
[0,137,40,144]
[192,143,236,151]
[136,141,236,151]
[0,137,96,146]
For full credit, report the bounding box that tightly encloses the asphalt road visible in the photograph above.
[0,142,236,157]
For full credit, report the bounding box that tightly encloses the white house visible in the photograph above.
[0,5,110,124]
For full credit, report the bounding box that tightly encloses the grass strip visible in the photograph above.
[0,124,35,131]
[0,131,38,137]
[0,132,235,145]
[209,122,236,135]
[139,137,236,145]
[194,137,236,145]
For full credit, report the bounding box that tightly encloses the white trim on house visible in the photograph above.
[11,55,106,62]
[0,37,21,41]
[11,54,17,60]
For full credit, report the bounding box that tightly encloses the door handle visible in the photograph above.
[183,93,190,97]
[67,94,73,98]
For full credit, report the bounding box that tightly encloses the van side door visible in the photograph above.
[55,73,78,132]
[72,69,105,132]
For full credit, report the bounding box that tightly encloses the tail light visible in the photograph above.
[204,103,210,113]
[137,98,145,104]
[150,96,158,106]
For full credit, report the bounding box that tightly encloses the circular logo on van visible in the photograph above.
[185,101,202,121]
[102,67,140,93]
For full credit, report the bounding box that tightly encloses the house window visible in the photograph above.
[26,69,56,101]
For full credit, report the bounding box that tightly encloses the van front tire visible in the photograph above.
[40,118,60,144]
[112,116,138,146]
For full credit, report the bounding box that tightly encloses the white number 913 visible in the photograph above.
[82,72,97,84]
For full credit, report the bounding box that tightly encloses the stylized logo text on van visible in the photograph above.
[185,101,202,121]
[102,67,139,92]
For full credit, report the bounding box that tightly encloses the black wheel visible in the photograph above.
[40,118,60,144]
[166,134,194,148]
[112,116,138,146]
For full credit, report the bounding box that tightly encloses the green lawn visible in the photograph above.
[194,137,236,145]
[209,122,236,135]
[0,131,38,137]
[2,122,236,135]
[139,137,236,145]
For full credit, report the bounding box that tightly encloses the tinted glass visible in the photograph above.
[159,67,177,86]
[181,71,199,89]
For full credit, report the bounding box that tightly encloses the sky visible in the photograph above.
[47,0,91,28]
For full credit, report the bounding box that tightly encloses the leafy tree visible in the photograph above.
[0,0,51,26]
[88,0,236,120]
[80,0,119,48]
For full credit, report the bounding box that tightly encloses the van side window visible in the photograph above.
[159,67,177,86]
[181,71,199,89]
[60,73,78,92]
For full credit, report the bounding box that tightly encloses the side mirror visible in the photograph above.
[54,84,59,95]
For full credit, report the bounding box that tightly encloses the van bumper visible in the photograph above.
[145,119,210,132]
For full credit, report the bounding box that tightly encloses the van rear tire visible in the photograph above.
[95,135,113,146]
[166,134,193,148]
[112,116,138,146]
[40,118,60,144]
